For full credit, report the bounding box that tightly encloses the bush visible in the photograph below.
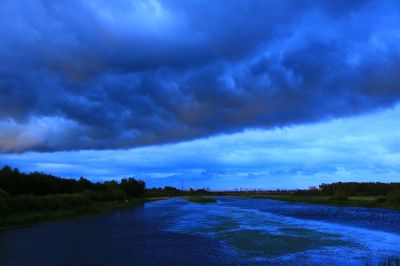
[330,191,348,201]
[0,198,9,215]
[330,195,348,201]
[376,196,387,203]
[82,189,127,202]
[294,189,320,196]
[0,188,9,214]
[0,188,9,198]
[10,193,92,212]
[387,189,400,203]
[0,197,8,214]
[330,190,349,201]
[294,190,307,196]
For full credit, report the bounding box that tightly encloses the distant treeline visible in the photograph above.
[145,187,209,197]
[0,166,145,196]
[290,182,400,204]
[318,182,400,196]
[0,166,145,215]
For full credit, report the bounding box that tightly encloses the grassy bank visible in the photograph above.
[0,198,165,230]
[185,196,217,203]
[248,194,400,210]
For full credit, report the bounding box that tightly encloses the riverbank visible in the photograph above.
[0,197,167,230]
[246,194,400,210]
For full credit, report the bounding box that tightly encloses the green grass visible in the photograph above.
[185,196,217,203]
[0,199,145,229]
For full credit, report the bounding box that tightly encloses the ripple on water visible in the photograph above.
[168,198,400,265]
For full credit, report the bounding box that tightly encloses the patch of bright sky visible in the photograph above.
[1,105,400,190]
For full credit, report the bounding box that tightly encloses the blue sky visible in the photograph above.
[1,0,400,189]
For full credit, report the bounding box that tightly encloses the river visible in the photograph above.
[1,197,399,265]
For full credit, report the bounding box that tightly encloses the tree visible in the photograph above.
[120,178,145,197]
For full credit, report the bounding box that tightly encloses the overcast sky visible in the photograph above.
[1,0,400,189]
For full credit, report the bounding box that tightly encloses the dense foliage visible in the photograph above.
[318,182,400,197]
[0,165,146,216]
[145,186,183,197]
[9,194,92,211]
[387,189,400,203]
[0,165,145,197]
[0,188,9,214]
[145,186,211,197]
[289,182,400,205]
[120,178,146,197]
[0,166,91,195]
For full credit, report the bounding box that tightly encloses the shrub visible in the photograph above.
[330,190,348,201]
[294,190,307,196]
[0,197,8,214]
[82,189,127,202]
[330,189,349,201]
[376,196,387,203]
[0,188,9,198]
[387,189,400,203]
[0,188,9,214]
[330,195,348,201]
[0,198,9,215]
[10,193,92,212]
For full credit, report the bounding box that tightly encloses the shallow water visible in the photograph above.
[0,197,399,265]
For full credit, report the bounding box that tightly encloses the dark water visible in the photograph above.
[1,197,400,266]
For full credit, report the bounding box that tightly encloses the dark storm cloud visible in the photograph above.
[1,0,400,152]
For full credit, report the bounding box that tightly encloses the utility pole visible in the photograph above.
[181,180,183,191]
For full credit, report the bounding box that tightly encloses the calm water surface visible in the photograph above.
[1,197,400,265]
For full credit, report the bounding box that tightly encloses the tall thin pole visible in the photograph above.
[181,180,183,191]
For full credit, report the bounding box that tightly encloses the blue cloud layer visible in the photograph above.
[0,0,400,152]
[2,106,400,189]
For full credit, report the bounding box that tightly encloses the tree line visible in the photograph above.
[318,182,400,196]
[0,165,145,197]
[0,166,145,215]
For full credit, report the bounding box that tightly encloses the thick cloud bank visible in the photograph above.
[0,0,400,152]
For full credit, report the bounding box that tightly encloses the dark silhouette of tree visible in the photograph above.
[0,165,147,214]
[319,182,400,196]
[120,178,145,197]
[0,165,146,199]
